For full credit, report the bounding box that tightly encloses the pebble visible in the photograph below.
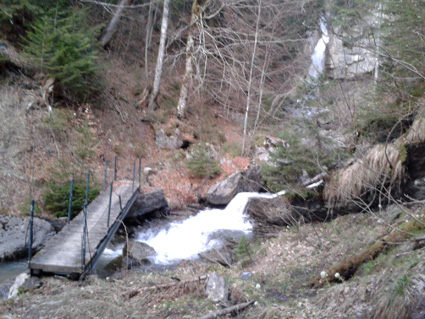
[241,272,252,280]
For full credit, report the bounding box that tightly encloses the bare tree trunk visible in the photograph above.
[101,0,130,48]
[148,0,170,111]
[177,0,203,119]
[242,0,262,155]
[251,49,270,149]
[374,2,382,84]
[144,0,155,83]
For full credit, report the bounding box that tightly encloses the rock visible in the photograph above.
[327,16,377,79]
[206,271,228,302]
[254,136,289,165]
[244,194,330,234]
[0,282,13,299]
[241,164,264,192]
[155,129,183,150]
[241,272,252,280]
[8,273,30,298]
[125,189,169,225]
[186,143,218,161]
[199,248,232,267]
[123,240,157,267]
[206,165,264,206]
[0,215,55,262]
[405,142,425,200]
[207,172,242,206]
[20,276,41,292]
[44,217,67,233]
[244,196,293,232]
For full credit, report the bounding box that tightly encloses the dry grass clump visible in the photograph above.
[324,143,404,205]
[371,273,421,319]
[405,116,425,144]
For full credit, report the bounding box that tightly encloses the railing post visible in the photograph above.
[103,159,108,191]
[107,182,113,228]
[132,161,136,191]
[138,157,141,189]
[82,170,90,269]
[82,203,87,268]
[67,178,74,224]
[85,169,90,207]
[114,156,117,181]
[28,200,35,262]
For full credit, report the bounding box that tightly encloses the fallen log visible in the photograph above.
[311,217,425,288]
[199,300,255,319]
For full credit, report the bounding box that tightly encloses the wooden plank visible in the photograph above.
[29,180,139,275]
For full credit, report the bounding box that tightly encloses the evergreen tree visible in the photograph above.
[22,8,101,100]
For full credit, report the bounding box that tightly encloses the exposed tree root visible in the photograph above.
[312,218,425,287]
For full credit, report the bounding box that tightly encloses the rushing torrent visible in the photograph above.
[136,191,284,265]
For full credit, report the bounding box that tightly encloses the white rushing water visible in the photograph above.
[308,17,330,80]
[136,191,285,265]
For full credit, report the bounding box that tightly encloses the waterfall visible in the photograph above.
[136,191,284,265]
[308,17,330,80]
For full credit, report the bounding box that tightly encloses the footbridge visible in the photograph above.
[29,180,139,277]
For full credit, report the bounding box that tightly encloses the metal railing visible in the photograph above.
[27,156,143,271]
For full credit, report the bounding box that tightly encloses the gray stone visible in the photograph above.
[124,240,157,266]
[206,172,242,206]
[0,215,55,262]
[244,195,331,234]
[241,164,264,192]
[206,165,264,206]
[206,271,228,302]
[241,272,252,280]
[199,248,232,267]
[0,283,12,299]
[44,217,67,233]
[20,276,41,292]
[326,15,378,79]
[125,189,169,225]
[155,129,183,150]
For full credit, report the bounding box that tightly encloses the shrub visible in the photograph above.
[185,143,221,178]
[233,236,253,262]
[261,129,341,192]
[43,179,99,218]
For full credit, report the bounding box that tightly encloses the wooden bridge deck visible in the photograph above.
[29,180,139,276]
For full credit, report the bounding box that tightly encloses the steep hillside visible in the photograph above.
[1,0,425,318]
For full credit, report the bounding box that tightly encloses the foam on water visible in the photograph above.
[136,191,284,264]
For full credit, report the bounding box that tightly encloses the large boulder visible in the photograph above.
[123,240,157,268]
[206,172,242,206]
[206,165,264,206]
[0,215,55,262]
[125,189,169,225]
[244,194,330,235]
[155,129,183,150]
